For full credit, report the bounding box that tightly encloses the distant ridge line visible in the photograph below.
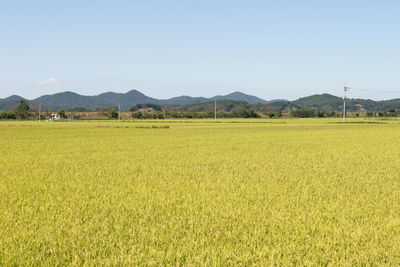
[0,90,283,111]
[2,90,400,112]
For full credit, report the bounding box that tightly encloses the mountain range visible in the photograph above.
[1,90,400,112]
[0,90,283,111]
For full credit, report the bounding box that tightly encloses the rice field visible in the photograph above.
[1,118,400,265]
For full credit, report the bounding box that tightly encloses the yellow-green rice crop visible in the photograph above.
[1,118,400,265]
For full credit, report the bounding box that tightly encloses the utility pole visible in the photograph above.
[343,84,349,123]
[38,103,41,122]
[214,100,217,122]
[118,103,121,121]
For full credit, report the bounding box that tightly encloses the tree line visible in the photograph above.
[3,100,400,120]
[130,108,261,119]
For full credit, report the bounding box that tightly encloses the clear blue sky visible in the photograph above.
[1,0,400,100]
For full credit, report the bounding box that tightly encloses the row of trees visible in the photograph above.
[0,111,17,119]
[290,109,400,118]
[290,109,338,118]
[4,100,400,120]
[366,109,400,117]
[130,108,261,119]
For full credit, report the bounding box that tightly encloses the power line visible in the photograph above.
[305,87,400,95]
[349,88,400,94]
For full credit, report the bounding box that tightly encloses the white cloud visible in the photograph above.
[37,78,61,85]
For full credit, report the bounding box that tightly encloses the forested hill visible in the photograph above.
[292,94,400,112]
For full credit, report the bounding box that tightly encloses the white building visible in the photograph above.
[50,114,60,120]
